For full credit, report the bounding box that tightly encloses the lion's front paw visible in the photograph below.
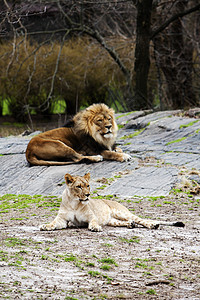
[122,153,132,162]
[90,155,103,162]
[95,155,104,162]
[114,147,123,153]
[39,224,55,231]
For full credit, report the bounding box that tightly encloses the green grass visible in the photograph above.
[99,257,118,266]
[166,137,187,145]
[118,124,124,130]
[102,243,113,247]
[100,264,111,271]
[1,98,66,116]
[179,120,199,129]
[96,185,107,190]
[146,289,157,295]
[2,99,11,116]
[120,128,145,140]
[5,237,26,247]
[119,236,140,243]
[135,262,148,269]
[91,195,115,200]
[63,254,77,262]
[65,296,79,300]
[88,270,112,283]
[88,270,101,277]
[0,194,61,213]
[116,111,135,119]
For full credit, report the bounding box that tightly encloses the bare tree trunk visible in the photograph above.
[133,0,153,110]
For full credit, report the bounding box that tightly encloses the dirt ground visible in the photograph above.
[0,189,200,300]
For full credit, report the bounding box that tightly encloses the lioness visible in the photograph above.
[39,173,184,232]
[26,103,131,166]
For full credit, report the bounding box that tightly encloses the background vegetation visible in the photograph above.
[0,0,199,124]
[0,37,135,120]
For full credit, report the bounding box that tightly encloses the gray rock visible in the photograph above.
[0,109,199,197]
[125,110,182,129]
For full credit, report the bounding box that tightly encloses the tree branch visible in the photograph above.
[151,3,200,39]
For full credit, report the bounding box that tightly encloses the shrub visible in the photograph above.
[0,37,135,120]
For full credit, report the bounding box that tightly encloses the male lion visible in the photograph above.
[39,173,184,232]
[26,103,131,166]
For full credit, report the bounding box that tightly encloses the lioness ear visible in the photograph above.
[65,173,74,185]
[84,173,90,181]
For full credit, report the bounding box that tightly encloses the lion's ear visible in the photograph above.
[65,173,75,185]
[84,173,90,181]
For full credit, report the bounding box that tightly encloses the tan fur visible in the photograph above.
[26,103,131,166]
[39,174,184,232]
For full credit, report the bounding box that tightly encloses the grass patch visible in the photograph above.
[179,120,199,129]
[100,264,111,271]
[63,254,77,262]
[146,289,157,295]
[88,270,101,277]
[99,257,118,266]
[5,237,26,247]
[120,128,145,140]
[0,194,61,213]
[65,297,79,300]
[116,111,135,119]
[166,137,187,145]
[120,236,140,243]
[88,270,112,283]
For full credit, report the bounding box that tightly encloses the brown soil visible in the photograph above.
[0,191,200,299]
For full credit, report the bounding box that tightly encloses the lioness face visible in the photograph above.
[65,173,90,204]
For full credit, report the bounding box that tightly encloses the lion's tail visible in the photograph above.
[27,156,77,166]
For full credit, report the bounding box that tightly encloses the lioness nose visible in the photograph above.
[105,125,112,129]
[85,193,90,197]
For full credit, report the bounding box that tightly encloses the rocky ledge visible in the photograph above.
[0,109,200,197]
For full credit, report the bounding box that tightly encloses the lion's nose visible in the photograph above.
[85,193,90,197]
[105,125,112,129]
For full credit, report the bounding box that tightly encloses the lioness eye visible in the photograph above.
[77,185,82,189]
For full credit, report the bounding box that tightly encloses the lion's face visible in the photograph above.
[85,104,118,148]
[65,173,91,204]
[73,103,118,149]
[92,112,115,139]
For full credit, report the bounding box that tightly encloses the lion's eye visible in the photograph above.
[77,185,82,189]
[97,119,102,123]
[87,185,90,188]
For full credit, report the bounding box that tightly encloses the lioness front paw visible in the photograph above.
[127,221,135,229]
[149,223,159,230]
[122,153,132,162]
[146,222,159,230]
[88,224,102,232]
[39,224,55,231]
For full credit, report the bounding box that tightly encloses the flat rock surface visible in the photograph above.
[0,110,199,197]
